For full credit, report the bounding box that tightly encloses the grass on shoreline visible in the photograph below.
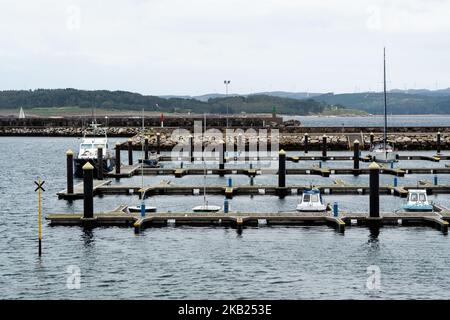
[0,106,367,117]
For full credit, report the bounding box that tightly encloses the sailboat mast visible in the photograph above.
[383,47,388,151]
[141,108,144,198]
[203,112,207,206]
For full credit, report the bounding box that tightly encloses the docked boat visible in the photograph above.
[402,189,433,212]
[369,47,398,163]
[128,204,157,213]
[192,203,222,213]
[296,188,327,212]
[370,142,398,163]
[74,122,115,178]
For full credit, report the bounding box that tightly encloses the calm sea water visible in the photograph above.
[283,115,450,127]
[1,135,450,299]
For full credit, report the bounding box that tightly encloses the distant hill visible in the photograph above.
[159,91,322,102]
[389,88,450,97]
[313,91,450,114]
[158,88,450,115]
[0,88,350,116]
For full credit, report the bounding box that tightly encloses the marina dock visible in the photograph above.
[46,205,450,234]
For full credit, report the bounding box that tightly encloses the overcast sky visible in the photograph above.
[0,0,449,95]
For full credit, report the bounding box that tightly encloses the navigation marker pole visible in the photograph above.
[34,178,46,256]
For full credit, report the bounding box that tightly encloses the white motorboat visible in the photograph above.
[296,188,327,212]
[402,189,433,212]
[74,122,114,177]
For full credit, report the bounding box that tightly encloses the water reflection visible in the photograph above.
[368,222,380,249]
[81,227,95,247]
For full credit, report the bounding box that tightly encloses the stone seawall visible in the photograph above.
[0,115,283,129]
[122,131,449,151]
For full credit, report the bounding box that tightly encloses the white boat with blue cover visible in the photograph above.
[296,188,327,212]
[402,189,433,212]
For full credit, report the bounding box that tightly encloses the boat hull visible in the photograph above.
[296,204,327,212]
[128,205,157,213]
[370,151,398,163]
[192,205,221,213]
[402,204,433,212]
[74,158,115,178]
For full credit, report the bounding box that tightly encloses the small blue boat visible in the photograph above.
[402,189,433,212]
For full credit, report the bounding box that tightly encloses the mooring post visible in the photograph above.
[224,198,229,214]
[219,141,225,177]
[144,138,149,160]
[434,175,438,186]
[278,149,287,198]
[353,139,360,174]
[128,138,133,165]
[189,136,194,162]
[304,133,309,154]
[156,133,161,155]
[228,177,233,187]
[322,135,327,160]
[369,162,380,218]
[369,132,374,149]
[394,176,398,187]
[437,131,441,155]
[115,143,121,175]
[83,162,94,219]
[66,149,74,194]
[333,202,339,217]
[97,147,103,180]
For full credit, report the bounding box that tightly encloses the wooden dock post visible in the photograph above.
[219,141,225,177]
[115,143,121,175]
[353,139,360,174]
[369,132,374,149]
[304,133,309,154]
[277,149,287,198]
[128,138,133,165]
[156,133,161,155]
[437,131,441,155]
[83,162,94,219]
[369,162,380,218]
[66,149,74,194]
[322,135,327,160]
[97,147,103,180]
[189,136,194,162]
[144,138,149,160]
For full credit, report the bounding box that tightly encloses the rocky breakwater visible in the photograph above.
[0,126,141,137]
[123,131,449,151]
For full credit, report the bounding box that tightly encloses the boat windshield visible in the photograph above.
[303,194,310,202]
[81,143,93,149]
[93,143,106,149]
[311,194,319,202]
[419,194,426,202]
[410,193,418,201]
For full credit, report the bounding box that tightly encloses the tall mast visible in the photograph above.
[203,112,207,206]
[383,47,387,151]
[141,108,144,197]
